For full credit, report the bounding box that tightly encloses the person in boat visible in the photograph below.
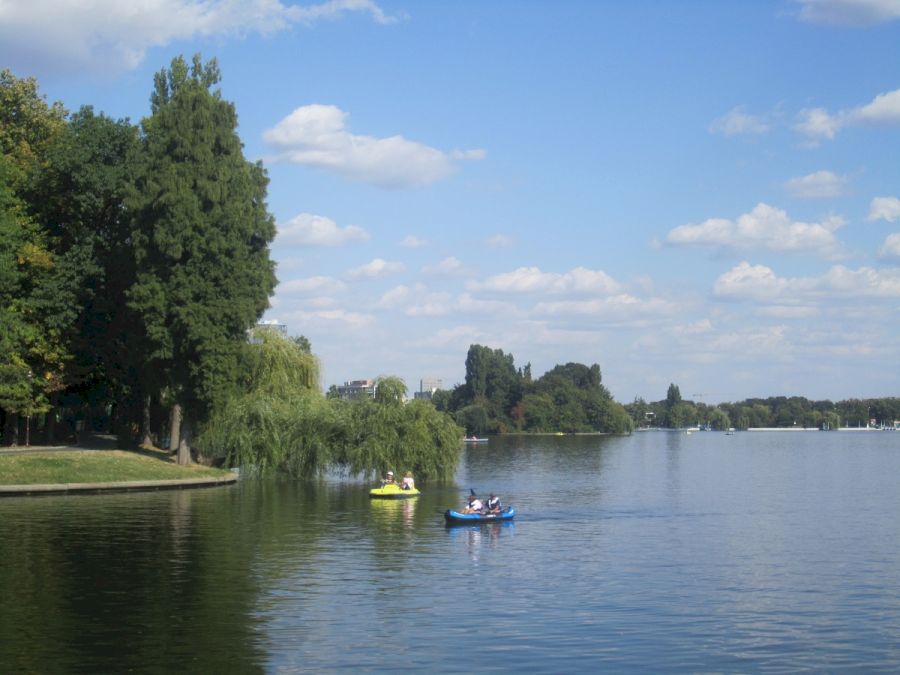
[400,471,415,490]
[462,494,483,514]
[485,493,502,513]
[381,470,395,486]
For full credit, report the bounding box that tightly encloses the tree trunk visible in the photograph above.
[168,403,182,452]
[141,394,153,447]
[6,413,19,447]
[176,416,192,466]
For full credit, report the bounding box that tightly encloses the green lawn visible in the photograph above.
[0,450,232,485]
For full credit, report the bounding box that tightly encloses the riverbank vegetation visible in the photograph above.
[431,345,634,435]
[626,384,900,431]
[195,330,463,481]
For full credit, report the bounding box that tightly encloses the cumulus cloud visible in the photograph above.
[422,257,474,277]
[794,0,900,26]
[345,258,405,279]
[795,88,900,142]
[400,235,429,248]
[263,104,484,188]
[878,233,900,262]
[868,196,900,222]
[377,285,411,308]
[470,266,621,295]
[278,275,346,295]
[0,0,397,76]
[709,106,770,136]
[714,261,900,301]
[533,295,676,318]
[278,213,368,246]
[784,170,848,198]
[483,234,514,249]
[666,203,845,258]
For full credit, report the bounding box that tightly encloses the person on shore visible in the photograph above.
[400,471,415,490]
[485,493,502,513]
[462,494,483,514]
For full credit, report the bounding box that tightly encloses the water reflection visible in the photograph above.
[2,433,900,672]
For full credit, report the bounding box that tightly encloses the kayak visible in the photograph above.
[369,484,420,499]
[463,437,488,443]
[444,506,515,524]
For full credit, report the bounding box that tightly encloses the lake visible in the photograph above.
[2,431,899,672]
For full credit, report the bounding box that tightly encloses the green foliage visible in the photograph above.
[197,333,463,481]
[444,347,632,434]
[374,375,407,405]
[128,54,277,433]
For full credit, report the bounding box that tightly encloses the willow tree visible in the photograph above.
[128,55,276,463]
[340,376,464,483]
[195,327,328,475]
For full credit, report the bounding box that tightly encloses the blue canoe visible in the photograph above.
[444,506,515,525]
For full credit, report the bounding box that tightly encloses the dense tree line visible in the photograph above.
[432,344,634,435]
[0,57,276,461]
[625,385,900,431]
[0,58,464,478]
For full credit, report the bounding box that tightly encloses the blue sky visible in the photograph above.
[4,0,900,404]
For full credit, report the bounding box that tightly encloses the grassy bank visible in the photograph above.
[0,450,232,486]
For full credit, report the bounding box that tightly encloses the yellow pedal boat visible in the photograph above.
[369,483,421,499]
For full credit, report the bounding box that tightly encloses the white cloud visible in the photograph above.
[533,294,676,318]
[674,319,714,335]
[484,234,514,249]
[795,0,900,26]
[0,0,397,76]
[795,88,900,142]
[784,170,848,198]
[406,292,455,317]
[278,213,368,246]
[278,276,346,295]
[666,202,845,258]
[867,196,900,222]
[422,256,473,276]
[755,305,820,319]
[709,106,770,136]
[471,266,621,295]
[794,107,841,142]
[287,308,375,329]
[263,104,484,188]
[400,235,429,248]
[377,285,411,308]
[345,258,405,279]
[878,233,900,262]
[714,261,900,301]
[430,325,484,348]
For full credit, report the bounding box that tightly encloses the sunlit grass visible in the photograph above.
[0,451,232,485]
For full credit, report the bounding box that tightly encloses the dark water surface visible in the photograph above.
[2,432,899,672]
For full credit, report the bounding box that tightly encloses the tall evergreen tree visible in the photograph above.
[128,55,276,463]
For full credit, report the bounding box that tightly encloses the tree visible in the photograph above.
[128,55,277,463]
[0,71,69,444]
[28,107,140,442]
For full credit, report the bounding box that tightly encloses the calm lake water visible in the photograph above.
[2,431,900,673]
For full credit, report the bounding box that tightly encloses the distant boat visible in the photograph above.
[464,437,488,443]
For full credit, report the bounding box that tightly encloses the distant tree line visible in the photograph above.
[625,384,900,431]
[430,344,634,435]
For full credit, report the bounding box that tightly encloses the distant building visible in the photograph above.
[414,377,443,401]
[337,379,377,400]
